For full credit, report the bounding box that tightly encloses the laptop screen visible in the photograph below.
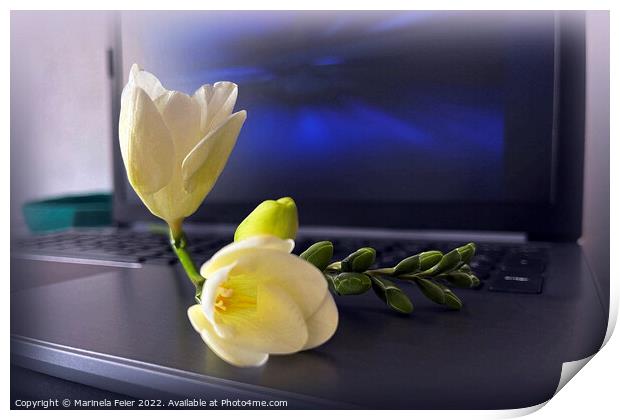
[119,11,557,213]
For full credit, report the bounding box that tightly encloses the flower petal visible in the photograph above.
[221,282,309,355]
[154,91,202,158]
[181,110,247,193]
[127,63,167,101]
[204,82,238,135]
[118,86,174,194]
[200,235,294,278]
[200,262,236,331]
[302,293,339,350]
[200,330,268,368]
[188,305,268,367]
[193,84,213,137]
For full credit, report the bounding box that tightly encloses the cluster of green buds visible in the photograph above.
[299,241,479,314]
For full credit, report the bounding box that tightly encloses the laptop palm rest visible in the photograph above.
[10,246,606,409]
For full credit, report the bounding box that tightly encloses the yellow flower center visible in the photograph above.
[215,286,234,312]
[214,284,256,314]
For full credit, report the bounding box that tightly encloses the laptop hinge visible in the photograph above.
[130,222,528,244]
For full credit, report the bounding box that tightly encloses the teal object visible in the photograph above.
[22,193,112,233]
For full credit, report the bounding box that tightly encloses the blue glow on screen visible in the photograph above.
[202,66,274,83]
[312,56,344,66]
[205,84,504,202]
[127,11,554,203]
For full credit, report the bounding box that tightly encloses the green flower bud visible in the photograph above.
[393,255,420,275]
[341,247,376,272]
[439,272,480,288]
[234,197,298,242]
[414,278,447,305]
[424,249,462,276]
[459,264,472,273]
[442,288,463,310]
[456,242,476,264]
[300,241,334,271]
[419,251,443,271]
[323,272,337,291]
[370,276,414,314]
[332,272,372,295]
[393,250,444,275]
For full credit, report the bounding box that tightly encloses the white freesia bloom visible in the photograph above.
[119,64,246,224]
[188,235,339,367]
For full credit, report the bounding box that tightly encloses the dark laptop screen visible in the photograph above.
[120,11,556,208]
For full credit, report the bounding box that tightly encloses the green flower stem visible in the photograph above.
[168,221,205,303]
[168,219,185,243]
[300,240,478,313]
[395,273,426,281]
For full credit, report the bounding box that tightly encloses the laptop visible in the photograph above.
[11,10,608,409]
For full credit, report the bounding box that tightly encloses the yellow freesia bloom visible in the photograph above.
[188,235,339,367]
[119,64,246,225]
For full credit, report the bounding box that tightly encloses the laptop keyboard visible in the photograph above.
[12,230,548,293]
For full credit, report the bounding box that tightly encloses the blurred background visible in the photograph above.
[10,10,609,292]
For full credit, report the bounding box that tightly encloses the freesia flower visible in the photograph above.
[119,64,246,226]
[187,235,339,367]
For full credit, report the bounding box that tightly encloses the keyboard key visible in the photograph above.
[471,266,491,280]
[478,250,503,260]
[469,260,493,272]
[501,256,545,273]
[133,250,163,259]
[489,272,543,294]
[147,256,178,265]
[471,255,496,266]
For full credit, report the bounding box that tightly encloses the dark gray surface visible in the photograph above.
[10,243,607,409]
[11,365,137,409]
[10,258,117,291]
